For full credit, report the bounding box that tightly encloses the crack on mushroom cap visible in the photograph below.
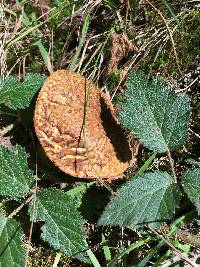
[34,70,134,179]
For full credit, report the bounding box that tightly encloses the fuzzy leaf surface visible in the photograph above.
[0,74,46,109]
[118,71,191,152]
[98,172,180,228]
[32,188,88,259]
[0,216,25,267]
[0,145,35,200]
[182,168,200,215]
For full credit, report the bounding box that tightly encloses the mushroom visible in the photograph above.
[34,70,133,180]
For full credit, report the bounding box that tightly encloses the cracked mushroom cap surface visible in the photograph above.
[34,70,132,179]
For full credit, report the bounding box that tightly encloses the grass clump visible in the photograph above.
[176,10,200,70]
[28,246,71,267]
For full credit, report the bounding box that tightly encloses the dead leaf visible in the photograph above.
[107,33,138,74]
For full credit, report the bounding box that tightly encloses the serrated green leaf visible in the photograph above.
[98,171,181,228]
[186,158,200,167]
[118,71,191,153]
[0,216,25,267]
[181,168,200,214]
[32,188,88,260]
[0,74,46,109]
[0,145,35,200]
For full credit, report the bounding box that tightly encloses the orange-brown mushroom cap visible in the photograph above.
[34,70,132,179]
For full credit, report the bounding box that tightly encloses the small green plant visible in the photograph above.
[0,70,199,266]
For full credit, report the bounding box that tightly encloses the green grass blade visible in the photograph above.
[6,20,47,48]
[66,182,95,197]
[108,237,151,267]
[137,214,192,266]
[160,0,180,26]
[4,8,17,17]
[5,3,71,48]
[102,234,112,262]
[22,11,31,27]
[127,152,157,180]
[69,13,90,71]
[86,249,101,267]
[34,40,52,73]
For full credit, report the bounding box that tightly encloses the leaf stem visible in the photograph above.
[166,148,177,183]
[24,163,38,267]
[7,194,34,219]
[148,226,198,267]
